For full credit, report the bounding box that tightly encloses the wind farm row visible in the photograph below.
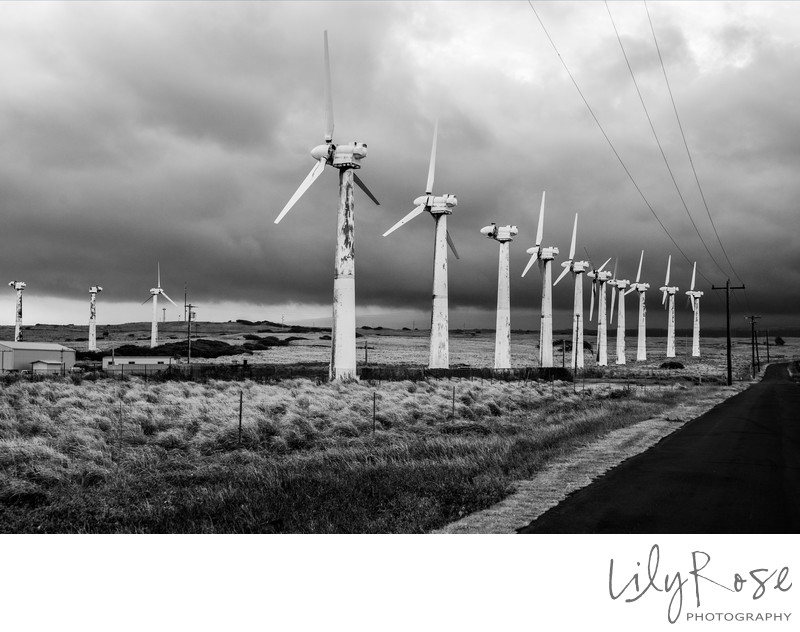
[274,31,708,381]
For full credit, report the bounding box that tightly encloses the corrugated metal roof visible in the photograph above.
[0,341,75,351]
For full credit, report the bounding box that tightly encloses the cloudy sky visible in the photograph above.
[1,1,798,330]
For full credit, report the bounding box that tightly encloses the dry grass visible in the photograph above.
[0,374,723,533]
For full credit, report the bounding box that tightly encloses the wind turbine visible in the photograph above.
[587,255,613,366]
[274,30,380,381]
[143,263,176,348]
[685,262,703,357]
[521,192,559,368]
[553,214,589,369]
[659,255,680,358]
[624,250,649,361]
[481,223,518,369]
[88,286,103,351]
[607,259,630,365]
[382,121,459,369]
[8,281,25,342]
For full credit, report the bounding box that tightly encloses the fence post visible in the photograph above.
[238,390,243,446]
[372,391,376,434]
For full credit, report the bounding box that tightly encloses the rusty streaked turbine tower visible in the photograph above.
[587,255,613,366]
[607,260,630,365]
[481,223,518,369]
[553,214,589,369]
[521,192,559,368]
[8,281,25,342]
[382,121,459,369]
[660,255,680,358]
[143,263,176,348]
[685,262,703,357]
[624,250,650,361]
[275,31,380,381]
[88,286,103,351]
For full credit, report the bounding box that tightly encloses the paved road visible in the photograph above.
[518,362,800,533]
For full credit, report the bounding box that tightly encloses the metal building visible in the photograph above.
[0,341,77,373]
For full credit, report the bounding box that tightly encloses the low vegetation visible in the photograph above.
[0,376,708,533]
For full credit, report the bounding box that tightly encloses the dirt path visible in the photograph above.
[433,381,751,534]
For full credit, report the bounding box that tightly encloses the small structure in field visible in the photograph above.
[102,355,177,375]
[0,341,76,373]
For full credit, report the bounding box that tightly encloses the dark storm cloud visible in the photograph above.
[0,1,798,328]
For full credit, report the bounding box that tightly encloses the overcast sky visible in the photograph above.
[1,1,798,330]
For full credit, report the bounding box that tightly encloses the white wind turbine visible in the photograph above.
[8,281,25,342]
[382,121,459,369]
[521,192,559,368]
[274,31,380,381]
[623,250,650,361]
[587,255,613,366]
[685,262,703,357]
[88,286,103,351]
[481,223,518,369]
[553,214,589,369]
[659,255,680,358]
[143,264,176,348]
[607,260,630,365]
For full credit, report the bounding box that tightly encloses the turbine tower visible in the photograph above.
[587,256,613,366]
[553,214,589,369]
[275,31,380,381]
[660,255,680,358]
[382,121,459,369]
[607,260,630,365]
[143,263,176,348]
[481,223,518,369]
[8,281,25,342]
[521,192,559,368]
[88,286,103,351]
[685,262,703,357]
[624,250,649,361]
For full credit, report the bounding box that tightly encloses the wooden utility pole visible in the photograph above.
[744,315,761,376]
[711,279,745,386]
[187,303,197,365]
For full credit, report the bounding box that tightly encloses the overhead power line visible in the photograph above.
[525,1,711,285]
[605,0,729,280]
[643,0,747,290]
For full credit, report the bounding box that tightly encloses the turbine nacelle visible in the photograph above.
[626,282,650,295]
[8,281,26,291]
[414,194,457,213]
[90,286,103,294]
[588,270,612,282]
[610,278,630,290]
[527,245,559,259]
[310,141,368,169]
[481,224,517,242]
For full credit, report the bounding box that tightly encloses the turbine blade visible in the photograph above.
[157,262,161,288]
[612,257,618,280]
[553,264,571,287]
[569,213,578,260]
[161,292,178,307]
[426,120,438,195]
[589,283,595,321]
[624,286,637,296]
[353,172,380,205]
[142,295,154,305]
[687,295,694,311]
[382,204,426,237]
[446,230,460,260]
[665,255,671,285]
[662,289,668,307]
[535,191,545,246]
[275,158,326,224]
[598,257,612,272]
[324,31,334,142]
[521,252,538,278]
[690,261,696,291]
[610,286,616,323]
[636,249,643,283]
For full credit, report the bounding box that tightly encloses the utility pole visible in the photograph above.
[187,303,197,365]
[744,315,761,377]
[184,283,187,322]
[712,279,745,386]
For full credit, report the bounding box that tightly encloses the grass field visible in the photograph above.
[0,324,791,533]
